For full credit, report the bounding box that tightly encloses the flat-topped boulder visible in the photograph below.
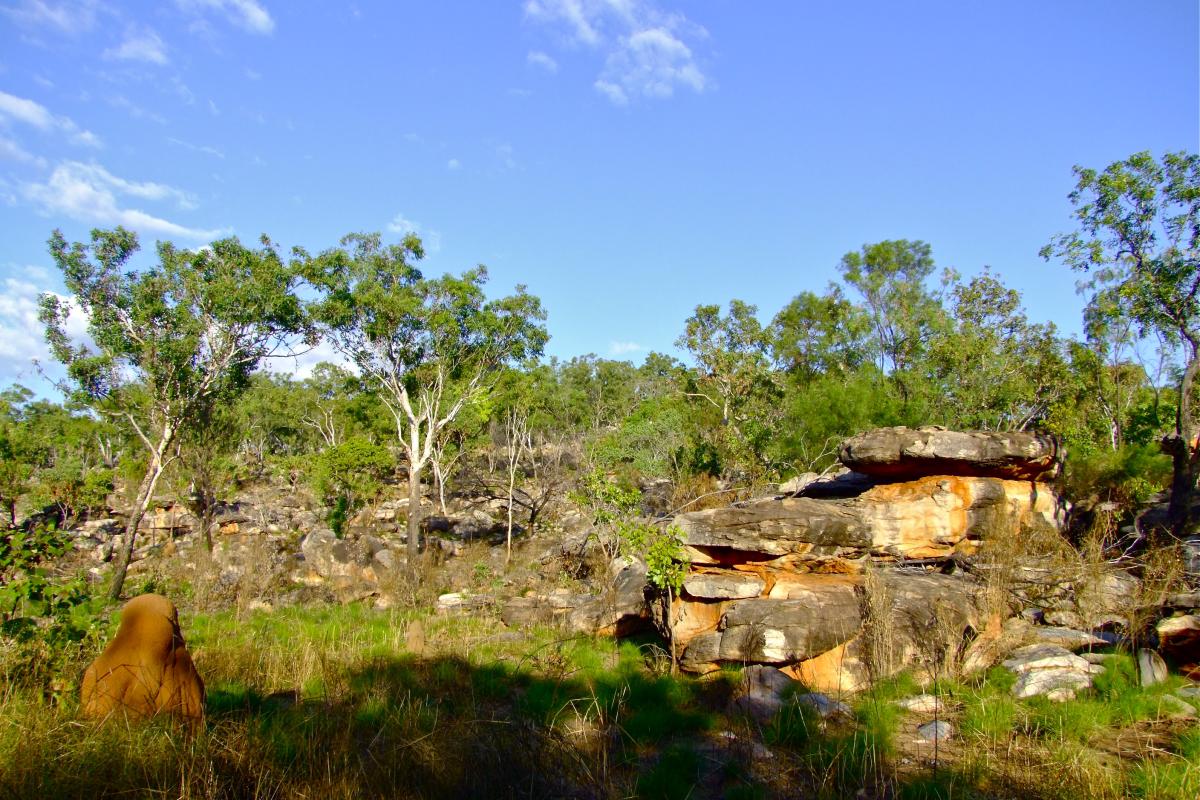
[676,474,1060,563]
[839,426,1060,481]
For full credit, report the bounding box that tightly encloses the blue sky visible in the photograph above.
[1,0,1197,390]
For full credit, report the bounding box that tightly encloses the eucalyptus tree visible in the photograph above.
[926,269,1068,431]
[40,227,308,598]
[303,232,547,565]
[676,300,780,478]
[769,286,871,380]
[838,240,946,400]
[1042,151,1200,533]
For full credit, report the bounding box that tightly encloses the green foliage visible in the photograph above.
[1062,442,1172,507]
[619,520,687,595]
[571,467,642,526]
[309,436,392,536]
[0,523,107,691]
[839,239,944,381]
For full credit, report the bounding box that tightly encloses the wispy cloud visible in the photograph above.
[524,0,709,105]
[176,0,275,35]
[108,94,168,125]
[23,161,223,240]
[0,90,102,147]
[167,136,224,159]
[446,157,460,170]
[387,212,442,253]
[494,142,517,170]
[526,50,558,73]
[1,0,100,35]
[104,26,169,65]
[0,135,47,167]
[609,340,645,356]
[0,275,88,383]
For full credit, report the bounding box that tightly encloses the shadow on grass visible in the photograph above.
[7,647,1191,799]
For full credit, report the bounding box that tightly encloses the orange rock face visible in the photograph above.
[80,593,205,723]
[668,470,1056,682]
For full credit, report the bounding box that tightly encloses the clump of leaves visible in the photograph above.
[309,436,392,536]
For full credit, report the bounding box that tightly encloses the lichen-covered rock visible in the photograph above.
[839,426,1060,481]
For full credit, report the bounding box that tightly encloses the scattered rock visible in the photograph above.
[566,559,650,636]
[896,694,950,715]
[436,592,466,612]
[1080,652,1117,665]
[795,692,852,719]
[1156,614,1200,667]
[1029,626,1111,651]
[1175,686,1200,698]
[916,720,953,743]
[1012,667,1093,701]
[1158,694,1197,719]
[730,665,795,723]
[1137,648,1169,687]
[1002,644,1091,673]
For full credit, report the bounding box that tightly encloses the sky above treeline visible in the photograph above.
[1,1,1197,391]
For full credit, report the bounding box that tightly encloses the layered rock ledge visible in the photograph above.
[663,427,1066,689]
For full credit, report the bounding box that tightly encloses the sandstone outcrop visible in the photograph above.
[839,426,1060,481]
[664,427,1067,690]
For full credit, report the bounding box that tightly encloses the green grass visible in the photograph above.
[4,602,1198,799]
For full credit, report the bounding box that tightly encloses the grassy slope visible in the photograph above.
[1,604,1197,799]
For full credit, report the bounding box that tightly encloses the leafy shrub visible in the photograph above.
[1062,442,1172,509]
[309,436,392,536]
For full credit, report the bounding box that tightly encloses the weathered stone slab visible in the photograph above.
[675,476,1059,562]
[683,573,765,600]
[839,426,1060,481]
[679,588,861,670]
[1002,644,1090,673]
[1012,667,1092,701]
[674,498,870,556]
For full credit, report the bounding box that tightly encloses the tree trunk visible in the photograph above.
[666,585,677,675]
[109,458,165,600]
[1168,344,1200,538]
[506,455,517,565]
[406,464,422,567]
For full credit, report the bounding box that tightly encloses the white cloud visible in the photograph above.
[0,90,103,147]
[0,135,47,167]
[22,161,223,241]
[1,0,100,35]
[244,67,262,80]
[609,340,645,356]
[176,0,275,35]
[526,50,558,73]
[104,26,169,65]
[523,0,603,46]
[387,212,441,253]
[598,26,705,102]
[263,338,354,381]
[0,90,55,128]
[524,0,709,105]
[446,157,460,170]
[0,275,88,384]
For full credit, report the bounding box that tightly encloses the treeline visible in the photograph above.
[2,150,1197,599]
